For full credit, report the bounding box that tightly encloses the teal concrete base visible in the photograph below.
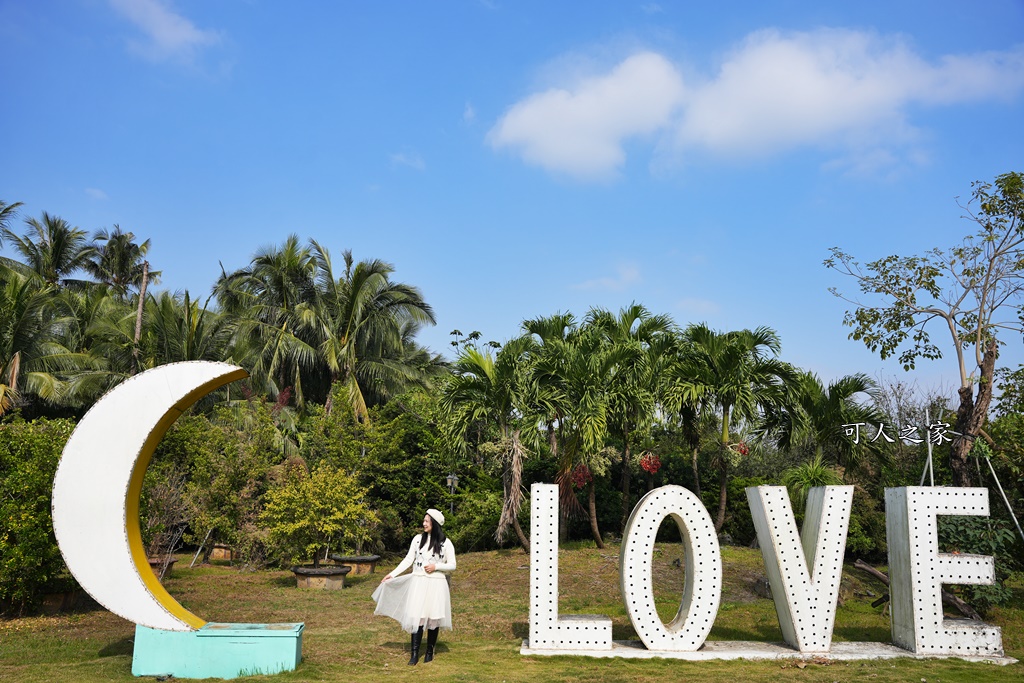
[132,623,304,679]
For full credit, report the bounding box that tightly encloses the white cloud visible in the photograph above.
[463,102,477,124]
[821,146,927,179]
[488,30,1024,180]
[390,152,426,171]
[675,297,719,315]
[85,187,109,200]
[573,263,641,291]
[108,0,221,63]
[487,52,685,180]
[675,29,1024,158]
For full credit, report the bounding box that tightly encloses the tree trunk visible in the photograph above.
[550,421,569,543]
[852,559,981,621]
[512,515,530,553]
[714,408,731,533]
[559,483,570,543]
[691,446,702,499]
[951,339,998,487]
[620,428,632,534]
[587,480,604,549]
[557,472,586,530]
[131,260,149,375]
[498,428,529,552]
[714,457,728,533]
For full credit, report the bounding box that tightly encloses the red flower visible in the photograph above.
[273,386,292,415]
[640,453,661,474]
[736,442,749,456]
[570,464,593,489]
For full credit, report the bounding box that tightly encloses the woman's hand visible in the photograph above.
[425,563,436,574]
[382,574,392,582]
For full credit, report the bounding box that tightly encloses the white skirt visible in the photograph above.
[371,574,452,633]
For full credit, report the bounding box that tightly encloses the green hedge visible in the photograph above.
[0,417,75,615]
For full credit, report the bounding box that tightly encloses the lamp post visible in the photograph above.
[446,473,459,514]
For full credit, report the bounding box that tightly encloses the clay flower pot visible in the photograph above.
[328,554,382,575]
[291,565,351,590]
[147,557,177,581]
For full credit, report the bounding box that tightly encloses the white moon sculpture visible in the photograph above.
[52,361,248,632]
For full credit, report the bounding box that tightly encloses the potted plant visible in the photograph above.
[260,461,378,589]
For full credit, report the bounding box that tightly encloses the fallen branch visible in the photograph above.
[853,559,982,621]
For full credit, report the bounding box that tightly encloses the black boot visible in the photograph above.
[423,628,439,662]
[407,626,423,665]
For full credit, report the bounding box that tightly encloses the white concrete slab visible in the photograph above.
[520,639,1018,665]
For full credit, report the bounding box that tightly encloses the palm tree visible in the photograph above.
[86,225,159,298]
[86,225,160,371]
[214,235,320,406]
[0,201,24,247]
[759,371,885,476]
[520,313,578,537]
[586,304,673,532]
[0,264,99,415]
[440,338,535,551]
[521,312,575,452]
[666,323,797,532]
[553,325,622,547]
[0,268,52,413]
[143,291,231,366]
[310,243,438,419]
[216,237,438,415]
[0,212,95,288]
[661,368,720,500]
[47,286,132,407]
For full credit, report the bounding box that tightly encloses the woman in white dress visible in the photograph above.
[371,508,456,665]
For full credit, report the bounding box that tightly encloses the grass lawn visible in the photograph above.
[1,544,1021,682]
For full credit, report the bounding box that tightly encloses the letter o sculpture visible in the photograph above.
[619,485,722,651]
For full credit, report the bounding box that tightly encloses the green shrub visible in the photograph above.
[938,515,1018,614]
[261,462,378,567]
[717,476,768,546]
[356,409,448,548]
[299,386,365,472]
[445,488,504,553]
[0,417,75,615]
[566,473,621,543]
[844,486,887,560]
[162,403,282,567]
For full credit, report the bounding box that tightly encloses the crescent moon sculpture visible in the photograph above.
[52,361,248,632]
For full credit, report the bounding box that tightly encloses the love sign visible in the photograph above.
[524,482,1006,661]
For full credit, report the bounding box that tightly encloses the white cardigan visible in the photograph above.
[386,535,456,579]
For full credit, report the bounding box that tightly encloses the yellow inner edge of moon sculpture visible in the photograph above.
[125,368,248,630]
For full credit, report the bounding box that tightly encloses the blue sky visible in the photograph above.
[2,1,1023,395]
